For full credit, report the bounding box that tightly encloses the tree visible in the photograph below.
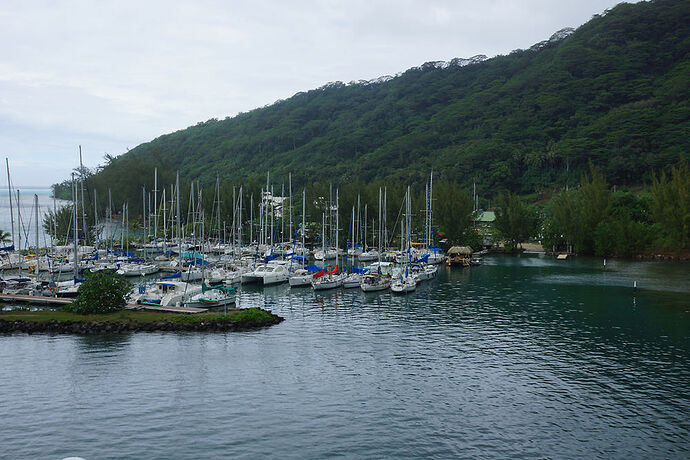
[433,180,475,245]
[577,165,612,254]
[651,157,690,249]
[0,229,11,244]
[65,271,131,314]
[494,193,540,250]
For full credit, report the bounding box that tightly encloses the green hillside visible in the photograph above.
[82,0,689,197]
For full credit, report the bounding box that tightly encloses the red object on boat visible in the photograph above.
[313,268,325,279]
[327,265,339,274]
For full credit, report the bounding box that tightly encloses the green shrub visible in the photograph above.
[65,271,131,315]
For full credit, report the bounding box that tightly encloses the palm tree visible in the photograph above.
[0,229,11,244]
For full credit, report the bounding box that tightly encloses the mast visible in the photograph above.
[384,187,388,248]
[79,146,87,246]
[153,167,158,245]
[72,174,78,278]
[34,194,39,274]
[429,169,434,248]
[257,188,266,246]
[335,189,339,269]
[126,203,129,255]
[349,205,354,272]
[142,186,146,246]
[6,159,14,250]
[108,188,112,251]
[94,189,98,248]
[162,187,167,256]
[364,204,367,251]
[321,212,325,263]
[15,190,21,257]
[378,188,382,254]
[269,185,276,254]
[288,173,292,250]
[238,187,243,252]
[121,203,125,251]
[356,194,360,249]
[250,193,253,245]
[176,171,181,256]
[301,188,305,268]
[53,193,57,250]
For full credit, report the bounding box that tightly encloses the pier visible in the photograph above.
[0,293,207,313]
[0,294,72,305]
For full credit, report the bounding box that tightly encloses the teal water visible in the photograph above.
[1,255,688,459]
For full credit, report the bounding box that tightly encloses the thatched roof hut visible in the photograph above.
[447,246,473,256]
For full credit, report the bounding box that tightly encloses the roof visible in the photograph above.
[476,211,496,223]
[448,246,473,255]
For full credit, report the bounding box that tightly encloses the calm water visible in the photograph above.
[1,255,689,459]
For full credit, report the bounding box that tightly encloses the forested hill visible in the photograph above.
[86,0,689,196]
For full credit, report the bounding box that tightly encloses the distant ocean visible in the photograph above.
[0,187,69,248]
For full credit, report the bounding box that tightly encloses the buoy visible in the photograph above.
[634,281,637,289]
[603,258,606,267]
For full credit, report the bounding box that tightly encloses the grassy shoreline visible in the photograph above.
[0,307,283,334]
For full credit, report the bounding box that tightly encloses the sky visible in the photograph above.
[1,0,636,186]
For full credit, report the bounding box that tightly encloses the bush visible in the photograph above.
[65,271,132,314]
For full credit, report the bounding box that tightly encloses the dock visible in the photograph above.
[0,294,72,305]
[0,293,207,314]
[124,304,208,314]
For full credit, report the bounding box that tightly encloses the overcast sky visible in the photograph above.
[1,0,635,185]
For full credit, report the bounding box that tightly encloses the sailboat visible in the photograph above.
[290,189,313,287]
[185,283,236,307]
[391,186,417,294]
[360,188,390,292]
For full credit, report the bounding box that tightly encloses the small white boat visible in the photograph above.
[363,261,395,275]
[312,273,343,290]
[313,248,337,261]
[242,262,289,285]
[412,264,438,283]
[360,274,390,292]
[185,285,236,307]
[390,275,416,293]
[181,267,204,281]
[342,273,363,288]
[358,249,379,262]
[116,263,159,277]
[130,281,202,307]
[289,268,313,287]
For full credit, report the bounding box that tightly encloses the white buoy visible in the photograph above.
[603,258,606,267]
[634,281,637,289]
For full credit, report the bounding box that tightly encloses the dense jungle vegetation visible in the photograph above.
[50,0,689,256]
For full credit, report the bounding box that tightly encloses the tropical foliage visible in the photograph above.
[494,194,540,251]
[65,271,131,315]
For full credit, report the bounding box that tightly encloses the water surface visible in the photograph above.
[1,255,688,459]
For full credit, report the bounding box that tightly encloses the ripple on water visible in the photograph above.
[1,255,688,459]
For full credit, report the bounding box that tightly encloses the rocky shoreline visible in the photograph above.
[0,310,284,335]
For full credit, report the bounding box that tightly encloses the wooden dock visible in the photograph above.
[124,304,208,314]
[0,294,72,305]
[0,294,207,314]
